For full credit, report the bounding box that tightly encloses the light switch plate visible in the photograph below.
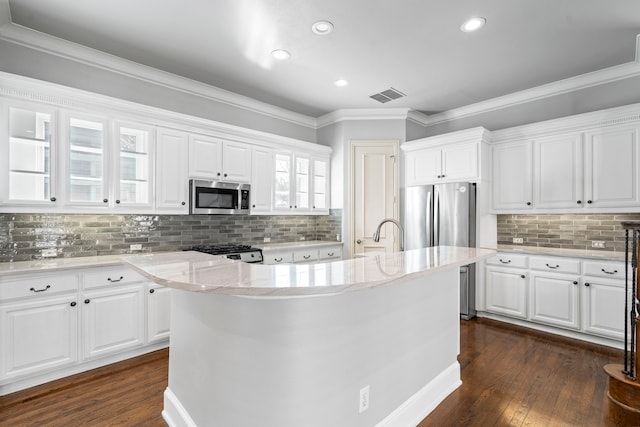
[513,237,523,244]
[592,241,605,249]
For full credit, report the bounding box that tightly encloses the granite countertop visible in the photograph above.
[254,240,343,251]
[486,244,627,262]
[122,246,495,297]
[0,254,126,276]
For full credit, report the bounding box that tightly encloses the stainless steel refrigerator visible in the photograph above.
[402,182,477,319]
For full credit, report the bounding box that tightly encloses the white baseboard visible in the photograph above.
[163,387,197,427]
[375,362,461,427]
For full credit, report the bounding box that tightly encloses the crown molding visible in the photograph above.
[401,126,490,151]
[491,102,640,143]
[316,108,427,128]
[422,61,640,127]
[0,0,10,27]
[0,71,330,154]
[0,21,317,129]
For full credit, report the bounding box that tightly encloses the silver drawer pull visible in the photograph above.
[499,259,511,264]
[107,276,124,282]
[303,255,311,259]
[545,263,560,269]
[274,257,283,263]
[327,252,335,256]
[601,268,618,275]
[30,285,51,293]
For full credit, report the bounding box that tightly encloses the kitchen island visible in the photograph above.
[123,246,494,427]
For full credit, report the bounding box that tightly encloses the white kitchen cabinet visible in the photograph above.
[485,266,528,319]
[403,127,489,186]
[405,142,479,186]
[63,112,110,207]
[318,245,342,260]
[146,283,171,344]
[250,146,273,213]
[584,125,640,209]
[0,102,58,207]
[188,134,221,180]
[188,135,251,182]
[293,247,318,263]
[529,272,580,330]
[112,122,154,210]
[582,277,626,340]
[533,133,583,209]
[491,140,533,210]
[156,127,189,213]
[312,157,330,213]
[261,243,343,265]
[81,283,145,360]
[262,250,295,265]
[0,294,79,380]
[273,151,328,214]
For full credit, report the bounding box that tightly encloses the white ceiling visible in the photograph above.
[5,0,640,118]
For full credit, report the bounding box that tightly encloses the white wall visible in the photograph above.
[0,39,317,142]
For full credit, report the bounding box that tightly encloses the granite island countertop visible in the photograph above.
[122,246,494,297]
[486,244,626,261]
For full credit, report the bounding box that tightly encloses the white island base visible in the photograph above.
[162,268,460,427]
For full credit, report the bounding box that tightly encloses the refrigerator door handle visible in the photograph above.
[434,188,440,246]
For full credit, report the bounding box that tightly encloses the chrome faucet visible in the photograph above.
[372,218,405,251]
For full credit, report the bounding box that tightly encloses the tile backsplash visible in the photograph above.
[0,209,342,262]
[497,213,640,252]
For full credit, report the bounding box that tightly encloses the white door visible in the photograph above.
[533,133,583,209]
[0,295,79,379]
[441,143,478,182]
[485,267,528,319]
[147,284,171,343]
[250,146,273,213]
[222,141,252,182]
[492,140,533,210]
[529,272,580,330]
[156,128,189,212]
[351,141,399,255]
[189,134,221,179]
[82,284,144,359]
[404,147,441,186]
[582,277,626,340]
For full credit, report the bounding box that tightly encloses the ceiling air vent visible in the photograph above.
[369,87,406,103]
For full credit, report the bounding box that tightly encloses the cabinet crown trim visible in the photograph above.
[402,126,490,151]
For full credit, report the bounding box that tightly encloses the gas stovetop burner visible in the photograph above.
[189,244,263,263]
[190,244,253,255]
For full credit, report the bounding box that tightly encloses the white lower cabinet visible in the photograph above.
[147,284,171,343]
[529,272,580,330]
[582,276,626,340]
[0,294,79,380]
[261,243,343,265]
[485,252,627,344]
[485,266,528,319]
[0,264,169,395]
[81,284,145,360]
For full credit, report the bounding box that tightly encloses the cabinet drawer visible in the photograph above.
[582,260,626,280]
[529,256,580,274]
[0,273,78,301]
[318,246,343,260]
[263,251,294,265]
[486,253,528,268]
[82,267,145,289]
[293,250,319,263]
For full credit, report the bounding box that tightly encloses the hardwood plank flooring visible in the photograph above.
[0,319,625,426]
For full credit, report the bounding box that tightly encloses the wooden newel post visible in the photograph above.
[604,221,640,424]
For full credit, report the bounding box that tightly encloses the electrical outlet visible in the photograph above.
[513,237,523,244]
[42,248,57,258]
[130,244,142,251]
[336,234,341,242]
[359,385,370,413]
[300,236,306,241]
[592,240,606,249]
[263,237,271,243]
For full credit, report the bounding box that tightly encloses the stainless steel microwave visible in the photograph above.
[189,180,250,215]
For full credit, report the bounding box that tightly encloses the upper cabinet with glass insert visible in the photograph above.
[1,104,57,205]
[272,152,329,214]
[65,114,109,206]
[113,123,153,209]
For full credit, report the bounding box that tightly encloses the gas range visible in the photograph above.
[189,244,263,263]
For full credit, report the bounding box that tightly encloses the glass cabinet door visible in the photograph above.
[313,158,328,210]
[274,153,291,209]
[295,156,310,210]
[115,124,152,207]
[67,115,107,204]
[8,106,54,203]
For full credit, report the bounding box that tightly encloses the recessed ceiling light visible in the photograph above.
[312,20,334,35]
[460,17,486,32]
[271,49,291,60]
[334,79,348,87]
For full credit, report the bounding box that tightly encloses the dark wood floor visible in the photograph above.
[0,318,626,426]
